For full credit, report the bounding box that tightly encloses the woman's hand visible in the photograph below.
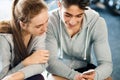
[2,75,13,80]
[22,50,49,66]
[2,71,24,80]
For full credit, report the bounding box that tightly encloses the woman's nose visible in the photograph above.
[41,24,47,32]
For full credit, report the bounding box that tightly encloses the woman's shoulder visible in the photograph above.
[0,33,13,46]
[32,33,46,42]
[0,33,13,39]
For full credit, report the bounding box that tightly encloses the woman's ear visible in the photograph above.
[19,21,27,30]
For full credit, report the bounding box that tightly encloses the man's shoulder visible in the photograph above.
[49,8,60,18]
[49,8,59,14]
[85,7,99,16]
[48,8,61,25]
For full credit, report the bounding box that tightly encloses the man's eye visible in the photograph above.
[76,15,82,18]
[65,15,71,17]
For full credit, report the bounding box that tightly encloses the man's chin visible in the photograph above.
[67,25,76,28]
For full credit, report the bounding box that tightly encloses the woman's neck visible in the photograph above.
[22,31,31,48]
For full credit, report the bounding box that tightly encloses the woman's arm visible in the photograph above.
[2,49,49,80]
[22,50,49,67]
[1,35,49,79]
[5,50,49,74]
[0,35,11,79]
[2,71,24,80]
[9,36,49,79]
[3,64,47,80]
[6,35,49,74]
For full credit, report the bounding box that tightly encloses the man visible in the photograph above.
[46,0,112,80]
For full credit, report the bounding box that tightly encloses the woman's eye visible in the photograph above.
[35,26,41,28]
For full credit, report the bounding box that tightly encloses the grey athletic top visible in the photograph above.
[0,33,47,79]
[46,8,113,80]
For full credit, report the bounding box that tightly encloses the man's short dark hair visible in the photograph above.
[61,0,90,10]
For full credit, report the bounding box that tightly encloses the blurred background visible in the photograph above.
[0,0,120,80]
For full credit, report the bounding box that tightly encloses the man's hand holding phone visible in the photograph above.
[82,69,95,80]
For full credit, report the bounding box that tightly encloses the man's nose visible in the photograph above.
[69,17,77,25]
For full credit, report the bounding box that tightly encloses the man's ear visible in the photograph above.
[19,21,27,30]
[57,0,61,8]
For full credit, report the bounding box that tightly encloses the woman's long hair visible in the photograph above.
[0,0,48,67]
[0,21,11,33]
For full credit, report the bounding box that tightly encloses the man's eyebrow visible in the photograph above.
[64,12,72,16]
[64,12,84,16]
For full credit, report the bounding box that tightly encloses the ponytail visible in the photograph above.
[10,0,28,67]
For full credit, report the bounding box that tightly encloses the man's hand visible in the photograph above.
[82,69,95,80]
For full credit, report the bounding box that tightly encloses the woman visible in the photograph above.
[46,0,112,80]
[0,0,49,80]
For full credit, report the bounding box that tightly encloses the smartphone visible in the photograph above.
[82,69,95,75]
